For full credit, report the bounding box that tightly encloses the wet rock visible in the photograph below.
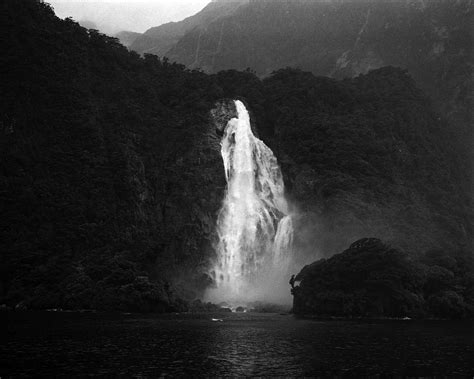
[210,99,237,136]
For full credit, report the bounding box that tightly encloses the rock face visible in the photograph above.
[292,238,474,319]
[210,99,238,135]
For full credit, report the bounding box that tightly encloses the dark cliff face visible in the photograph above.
[292,238,474,319]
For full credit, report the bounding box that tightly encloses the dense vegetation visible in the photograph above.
[293,238,474,319]
[262,68,471,257]
[0,0,471,313]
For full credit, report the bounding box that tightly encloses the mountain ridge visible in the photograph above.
[131,0,473,163]
[130,0,247,57]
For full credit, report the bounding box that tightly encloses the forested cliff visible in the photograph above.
[1,0,228,311]
[0,0,471,312]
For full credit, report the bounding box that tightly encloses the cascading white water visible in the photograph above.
[273,215,293,266]
[208,100,293,303]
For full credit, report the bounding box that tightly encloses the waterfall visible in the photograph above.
[208,100,293,303]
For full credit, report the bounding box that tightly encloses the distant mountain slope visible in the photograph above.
[133,0,473,161]
[130,0,247,57]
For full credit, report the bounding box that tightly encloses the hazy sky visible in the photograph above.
[49,0,211,35]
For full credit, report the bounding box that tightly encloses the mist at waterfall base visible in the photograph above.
[205,100,296,306]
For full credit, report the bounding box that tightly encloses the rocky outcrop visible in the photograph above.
[210,99,238,135]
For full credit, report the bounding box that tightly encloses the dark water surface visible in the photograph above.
[1,311,473,377]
